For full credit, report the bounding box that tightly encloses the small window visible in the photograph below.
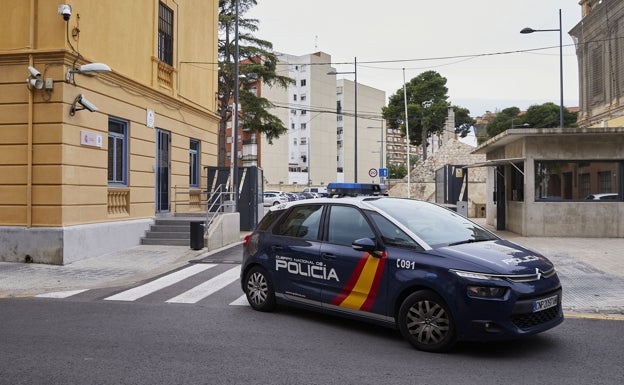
[189,139,200,187]
[301,123,307,130]
[300,79,307,87]
[108,118,128,185]
[293,94,297,101]
[300,94,307,101]
[273,205,323,240]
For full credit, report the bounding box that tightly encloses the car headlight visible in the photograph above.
[467,286,507,298]
[450,269,501,281]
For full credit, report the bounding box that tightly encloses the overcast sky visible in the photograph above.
[246,0,582,117]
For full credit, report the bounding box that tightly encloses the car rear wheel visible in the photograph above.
[244,266,276,312]
[398,290,456,352]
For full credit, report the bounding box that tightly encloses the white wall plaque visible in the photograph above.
[80,130,103,148]
[146,109,155,128]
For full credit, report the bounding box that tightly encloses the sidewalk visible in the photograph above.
[1,227,623,317]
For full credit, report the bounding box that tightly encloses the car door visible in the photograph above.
[319,204,389,320]
[268,204,324,306]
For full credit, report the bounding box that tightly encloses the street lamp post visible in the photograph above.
[232,0,240,211]
[328,57,358,182]
[402,68,410,199]
[521,8,564,129]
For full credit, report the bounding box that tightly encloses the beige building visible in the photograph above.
[572,0,624,128]
[262,52,386,190]
[0,0,220,264]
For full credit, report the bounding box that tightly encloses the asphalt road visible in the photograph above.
[1,266,622,385]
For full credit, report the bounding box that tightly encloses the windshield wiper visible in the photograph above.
[447,238,490,246]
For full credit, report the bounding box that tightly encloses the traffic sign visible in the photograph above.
[379,168,388,178]
[368,168,378,178]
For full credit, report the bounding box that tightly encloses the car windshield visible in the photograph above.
[366,198,498,247]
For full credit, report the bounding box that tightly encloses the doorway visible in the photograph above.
[156,129,171,213]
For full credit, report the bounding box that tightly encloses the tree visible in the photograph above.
[523,102,578,128]
[382,71,474,161]
[482,103,579,143]
[485,107,521,139]
[218,0,293,166]
[387,163,407,179]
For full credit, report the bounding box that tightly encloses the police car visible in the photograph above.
[241,185,563,352]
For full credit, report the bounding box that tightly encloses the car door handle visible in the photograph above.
[271,245,284,251]
[322,253,336,260]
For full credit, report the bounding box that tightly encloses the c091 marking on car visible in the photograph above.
[397,259,416,270]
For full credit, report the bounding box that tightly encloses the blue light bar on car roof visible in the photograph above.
[327,182,388,197]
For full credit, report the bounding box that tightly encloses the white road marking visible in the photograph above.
[166,265,241,304]
[36,289,89,298]
[229,294,249,306]
[104,264,216,301]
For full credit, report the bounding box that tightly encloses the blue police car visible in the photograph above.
[241,191,563,352]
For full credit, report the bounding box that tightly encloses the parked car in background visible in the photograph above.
[263,192,289,206]
[265,190,295,201]
[585,193,618,200]
[302,186,328,197]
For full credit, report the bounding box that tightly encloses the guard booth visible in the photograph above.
[435,165,468,215]
[205,166,263,231]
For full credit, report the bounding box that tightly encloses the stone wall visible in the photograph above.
[389,139,488,217]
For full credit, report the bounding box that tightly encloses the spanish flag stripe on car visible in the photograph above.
[332,252,387,311]
[330,253,369,306]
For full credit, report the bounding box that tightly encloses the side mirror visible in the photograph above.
[352,238,384,258]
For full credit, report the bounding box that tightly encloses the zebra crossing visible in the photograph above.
[35,263,249,306]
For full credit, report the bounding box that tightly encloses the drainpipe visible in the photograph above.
[27,0,35,227]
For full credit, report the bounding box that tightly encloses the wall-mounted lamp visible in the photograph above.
[26,66,44,90]
[70,94,98,116]
[66,62,111,84]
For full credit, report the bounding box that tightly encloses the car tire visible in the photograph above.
[244,266,276,312]
[397,290,456,352]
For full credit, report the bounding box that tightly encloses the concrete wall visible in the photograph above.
[0,219,152,265]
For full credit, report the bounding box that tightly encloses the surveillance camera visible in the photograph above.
[78,95,98,112]
[58,4,72,21]
[27,78,44,90]
[28,66,41,78]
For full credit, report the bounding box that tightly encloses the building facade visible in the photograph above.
[571,0,624,127]
[261,52,386,189]
[0,0,220,264]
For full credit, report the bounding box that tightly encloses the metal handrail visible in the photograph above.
[204,184,235,234]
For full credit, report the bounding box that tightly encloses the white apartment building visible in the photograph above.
[261,51,386,188]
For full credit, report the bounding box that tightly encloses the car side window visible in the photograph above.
[273,205,322,240]
[327,205,375,246]
[369,212,423,250]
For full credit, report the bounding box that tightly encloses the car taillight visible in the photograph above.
[243,233,252,248]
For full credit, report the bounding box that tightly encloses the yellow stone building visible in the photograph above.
[0,0,220,264]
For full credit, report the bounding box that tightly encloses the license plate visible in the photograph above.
[533,295,558,312]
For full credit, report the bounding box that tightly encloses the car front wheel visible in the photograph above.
[398,290,456,352]
[244,266,276,312]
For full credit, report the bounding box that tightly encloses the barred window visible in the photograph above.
[158,3,174,65]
